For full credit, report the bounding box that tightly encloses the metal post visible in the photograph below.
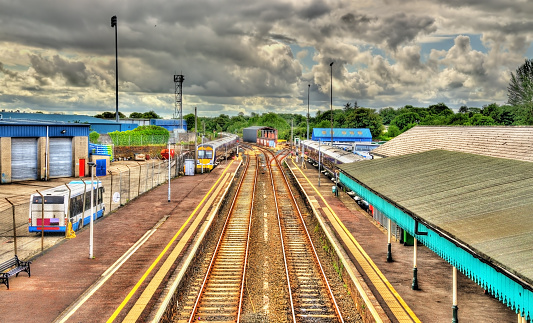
[65,183,71,237]
[330,62,334,146]
[452,266,458,323]
[111,16,119,122]
[88,162,95,259]
[126,165,131,202]
[36,190,44,252]
[108,170,113,210]
[137,162,141,197]
[412,237,418,290]
[168,142,171,202]
[387,218,393,262]
[307,84,310,140]
[318,139,321,187]
[5,198,17,255]
[80,178,87,228]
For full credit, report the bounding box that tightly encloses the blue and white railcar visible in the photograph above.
[29,181,105,233]
[301,140,365,175]
[197,134,239,171]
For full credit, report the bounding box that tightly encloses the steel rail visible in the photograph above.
[187,151,255,322]
[275,150,345,322]
[263,145,344,322]
[264,149,297,323]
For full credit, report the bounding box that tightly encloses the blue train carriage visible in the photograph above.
[301,140,364,177]
[197,134,239,171]
[29,181,105,233]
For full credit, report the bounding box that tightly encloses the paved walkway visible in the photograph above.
[0,160,239,322]
[287,158,516,323]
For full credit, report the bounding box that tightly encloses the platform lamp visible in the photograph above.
[87,162,96,259]
[330,62,334,146]
[307,84,310,141]
[111,15,119,122]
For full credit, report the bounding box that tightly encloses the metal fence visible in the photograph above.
[0,152,189,262]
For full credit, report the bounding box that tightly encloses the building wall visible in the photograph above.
[73,136,89,177]
[38,137,47,180]
[0,137,11,183]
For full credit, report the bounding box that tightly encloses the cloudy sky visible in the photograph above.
[1,0,532,119]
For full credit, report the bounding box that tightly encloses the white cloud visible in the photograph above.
[0,0,532,117]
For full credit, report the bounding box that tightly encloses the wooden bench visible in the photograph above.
[0,255,31,289]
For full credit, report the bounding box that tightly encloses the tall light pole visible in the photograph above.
[330,62,334,146]
[111,15,119,122]
[307,84,310,140]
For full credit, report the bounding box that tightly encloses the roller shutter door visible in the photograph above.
[11,138,38,181]
[49,138,73,177]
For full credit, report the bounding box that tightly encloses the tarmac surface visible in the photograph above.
[0,156,519,322]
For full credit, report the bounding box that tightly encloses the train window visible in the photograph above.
[350,131,354,135]
[198,150,205,159]
[322,130,327,135]
[205,150,213,158]
[33,196,64,204]
[342,131,346,135]
[358,131,363,135]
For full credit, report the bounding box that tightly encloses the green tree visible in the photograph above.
[508,59,533,106]
[142,110,161,119]
[428,102,453,116]
[345,108,384,138]
[378,107,398,125]
[95,111,126,119]
[129,112,143,118]
[89,131,100,144]
[391,112,420,131]
[467,114,495,125]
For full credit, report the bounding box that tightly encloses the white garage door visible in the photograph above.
[11,138,38,181]
[49,138,73,178]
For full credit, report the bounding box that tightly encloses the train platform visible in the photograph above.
[286,157,516,323]
[0,159,240,323]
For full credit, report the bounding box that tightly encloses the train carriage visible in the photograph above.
[29,181,105,233]
[301,140,365,176]
[197,134,239,171]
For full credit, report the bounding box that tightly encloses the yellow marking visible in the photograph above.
[290,160,420,323]
[107,161,234,323]
[123,173,232,321]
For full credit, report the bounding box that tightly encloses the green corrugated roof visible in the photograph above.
[339,149,533,284]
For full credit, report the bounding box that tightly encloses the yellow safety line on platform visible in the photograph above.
[289,160,420,323]
[107,161,234,323]
[123,172,232,322]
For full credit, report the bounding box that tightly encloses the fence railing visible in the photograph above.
[0,153,187,263]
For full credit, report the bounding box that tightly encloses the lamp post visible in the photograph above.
[111,15,119,122]
[307,84,310,141]
[87,162,96,259]
[330,62,334,146]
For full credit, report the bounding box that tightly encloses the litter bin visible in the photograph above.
[184,159,195,176]
[403,230,414,246]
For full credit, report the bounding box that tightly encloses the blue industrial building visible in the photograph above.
[311,128,372,143]
[0,112,137,134]
[0,118,91,183]
[150,119,187,132]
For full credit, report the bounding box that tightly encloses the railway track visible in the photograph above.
[183,149,257,322]
[263,147,344,322]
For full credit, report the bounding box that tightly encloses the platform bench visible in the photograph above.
[0,255,31,289]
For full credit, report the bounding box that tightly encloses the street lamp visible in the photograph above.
[330,62,334,146]
[111,15,119,122]
[87,162,96,259]
[307,84,310,141]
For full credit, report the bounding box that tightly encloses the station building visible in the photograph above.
[311,128,372,144]
[0,119,90,183]
[243,126,278,147]
[339,126,533,321]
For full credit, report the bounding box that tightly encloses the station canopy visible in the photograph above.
[338,149,533,316]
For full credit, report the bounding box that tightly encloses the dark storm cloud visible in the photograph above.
[29,54,99,87]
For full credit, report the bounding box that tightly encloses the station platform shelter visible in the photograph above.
[339,125,533,322]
